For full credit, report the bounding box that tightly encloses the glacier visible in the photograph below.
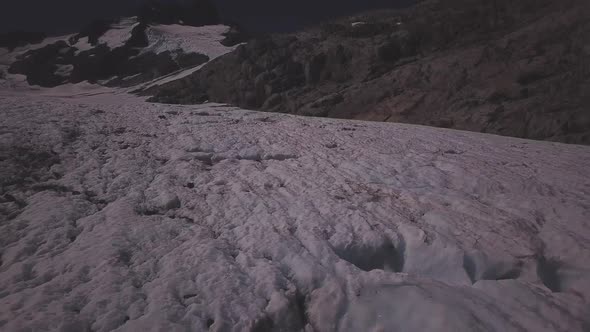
[0,87,589,331]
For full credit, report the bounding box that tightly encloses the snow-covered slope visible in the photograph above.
[0,17,239,89]
[1,90,589,331]
[97,17,140,49]
[144,24,238,60]
[137,24,241,89]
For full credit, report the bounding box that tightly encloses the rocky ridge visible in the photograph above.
[1,0,243,88]
[147,0,590,144]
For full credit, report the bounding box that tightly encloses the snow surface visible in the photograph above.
[0,72,34,91]
[1,88,589,332]
[71,37,93,55]
[0,34,77,90]
[0,34,74,67]
[144,24,238,60]
[98,17,139,49]
[139,24,239,90]
[0,20,238,93]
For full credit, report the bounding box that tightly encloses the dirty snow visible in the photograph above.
[0,88,589,332]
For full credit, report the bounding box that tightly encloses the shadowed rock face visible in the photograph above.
[147,0,590,145]
[8,41,74,87]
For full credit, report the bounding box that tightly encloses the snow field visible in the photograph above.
[1,92,589,331]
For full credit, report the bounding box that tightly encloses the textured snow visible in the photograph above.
[139,24,238,90]
[144,24,238,59]
[0,89,589,332]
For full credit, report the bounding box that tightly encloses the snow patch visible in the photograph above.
[71,37,93,54]
[144,24,237,59]
[97,18,138,49]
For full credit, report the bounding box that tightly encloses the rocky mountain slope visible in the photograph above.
[146,0,590,144]
[0,0,242,88]
[1,87,590,331]
[2,1,589,331]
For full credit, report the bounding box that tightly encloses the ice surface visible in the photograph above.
[0,90,589,331]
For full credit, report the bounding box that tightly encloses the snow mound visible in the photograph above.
[1,92,589,331]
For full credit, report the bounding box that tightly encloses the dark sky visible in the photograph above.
[0,0,414,35]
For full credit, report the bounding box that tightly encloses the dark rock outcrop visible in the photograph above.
[127,23,150,48]
[220,24,250,47]
[69,19,114,46]
[7,14,212,88]
[9,36,209,87]
[8,41,73,86]
[5,0,222,88]
[147,0,590,145]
